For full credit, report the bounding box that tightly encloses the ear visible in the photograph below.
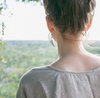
[46,16,55,33]
[86,19,93,31]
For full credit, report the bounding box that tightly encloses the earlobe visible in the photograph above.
[86,19,93,31]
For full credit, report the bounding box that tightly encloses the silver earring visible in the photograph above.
[83,31,90,44]
[86,31,90,39]
[48,33,55,47]
[83,32,86,36]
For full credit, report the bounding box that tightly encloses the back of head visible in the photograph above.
[43,0,96,38]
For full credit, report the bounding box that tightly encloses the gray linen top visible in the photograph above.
[16,65,100,98]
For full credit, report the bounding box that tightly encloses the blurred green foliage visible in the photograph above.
[0,4,6,62]
[21,0,43,5]
[22,0,41,2]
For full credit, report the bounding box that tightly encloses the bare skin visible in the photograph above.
[46,16,100,72]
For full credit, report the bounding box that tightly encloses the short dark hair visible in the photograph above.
[43,0,96,38]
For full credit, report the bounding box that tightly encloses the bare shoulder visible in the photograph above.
[88,53,100,67]
[50,53,100,71]
[88,53,100,60]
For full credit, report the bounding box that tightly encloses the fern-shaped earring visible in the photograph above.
[48,33,55,47]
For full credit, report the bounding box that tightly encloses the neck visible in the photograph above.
[58,41,87,58]
[56,32,88,59]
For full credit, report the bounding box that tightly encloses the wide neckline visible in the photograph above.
[46,65,100,74]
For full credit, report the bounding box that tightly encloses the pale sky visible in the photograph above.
[1,0,100,40]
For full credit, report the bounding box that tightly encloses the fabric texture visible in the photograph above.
[16,65,100,98]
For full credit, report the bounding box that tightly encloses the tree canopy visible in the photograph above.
[22,0,42,2]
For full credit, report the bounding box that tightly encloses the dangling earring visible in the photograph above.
[83,31,87,45]
[86,31,90,40]
[83,30,90,44]
[83,31,86,36]
[48,33,55,47]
